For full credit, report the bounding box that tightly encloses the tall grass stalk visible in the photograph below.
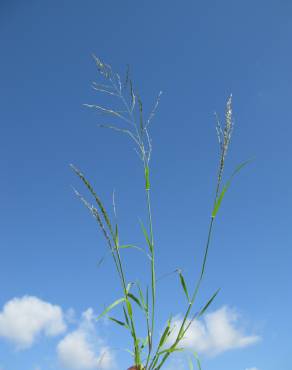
[71,57,247,370]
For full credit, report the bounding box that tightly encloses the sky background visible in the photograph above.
[0,1,291,369]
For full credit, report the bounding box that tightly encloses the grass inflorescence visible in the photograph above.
[71,56,248,370]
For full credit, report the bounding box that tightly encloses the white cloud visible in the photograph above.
[167,306,260,356]
[245,368,259,370]
[0,296,66,349]
[57,309,115,370]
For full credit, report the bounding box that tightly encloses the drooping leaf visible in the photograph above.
[128,293,143,309]
[108,316,129,329]
[178,270,190,302]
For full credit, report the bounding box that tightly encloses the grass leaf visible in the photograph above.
[157,317,172,350]
[128,293,143,309]
[178,270,190,302]
[158,347,184,356]
[198,289,220,318]
[108,316,129,329]
[126,299,133,317]
[192,351,202,370]
[212,160,251,218]
[118,245,147,256]
[139,220,153,253]
[123,306,130,326]
[97,297,125,320]
[137,282,147,311]
[188,357,194,370]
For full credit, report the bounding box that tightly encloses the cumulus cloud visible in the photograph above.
[0,296,66,349]
[57,309,115,370]
[167,306,260,356]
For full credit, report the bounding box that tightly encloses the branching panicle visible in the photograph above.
[87,56,161,169]
[72,57,245,370]
[146,91,163,129]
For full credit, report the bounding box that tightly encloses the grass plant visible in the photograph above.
[71,56,248,370]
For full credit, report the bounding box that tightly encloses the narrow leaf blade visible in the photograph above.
[97,297,125,320]
[178,270,190,302]
[192,351,202,370]
[212,160,251,218]
[198,289,220,318]
[128,293,143,309]
[108,317,129,329]
[139,220,153,253]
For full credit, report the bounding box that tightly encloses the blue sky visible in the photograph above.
[0,1,291,369]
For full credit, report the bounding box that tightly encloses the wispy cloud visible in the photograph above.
[245,368,259,370]
[167,306,260,356]
[57,308,115,370]
[0,296,66,349]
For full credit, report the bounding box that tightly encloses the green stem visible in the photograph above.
[110,74,156,368]
[144,167,156,369]
[154,156,224,370]
[154,217,214,369]
[112,230,141,366]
